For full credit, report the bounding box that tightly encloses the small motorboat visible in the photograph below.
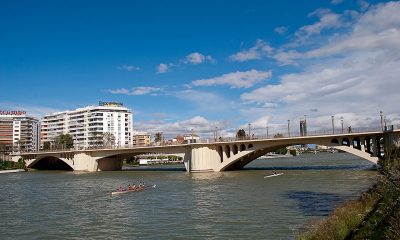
[264,173,284,178]
[111,184,156,196]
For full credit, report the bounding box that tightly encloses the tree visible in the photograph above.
[43,141,51,150]
[236,129,246,140]
[54,134,74,149]
[155,132,163,143]
[103,132,115,148]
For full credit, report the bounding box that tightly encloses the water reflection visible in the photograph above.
[286,191,344,216]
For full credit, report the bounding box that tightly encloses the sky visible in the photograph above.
[1,0,400,138]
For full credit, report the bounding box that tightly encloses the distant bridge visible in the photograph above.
[13,130,400,172]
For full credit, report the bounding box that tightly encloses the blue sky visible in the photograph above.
[1,0,399,138]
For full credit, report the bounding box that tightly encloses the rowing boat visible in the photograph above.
[264,173,284,178]
[111,184,156,196]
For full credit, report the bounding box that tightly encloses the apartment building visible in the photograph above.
[132,132,151,147]
[0,110,40,153]
[41,102,133,148]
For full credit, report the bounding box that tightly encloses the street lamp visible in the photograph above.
[380,111,384,131]
[248,123,251,139]
[215,127,218,141]
[384,116,387,131]
[340,117,344,134]
[287,120,290,137]
[331,116,335,134]
[304,115,307,136]
[266,125,269,138]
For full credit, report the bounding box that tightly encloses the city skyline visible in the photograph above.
[1,0,399,138]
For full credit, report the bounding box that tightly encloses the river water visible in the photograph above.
[0,152,377,240]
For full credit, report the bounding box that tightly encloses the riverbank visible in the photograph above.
[297,169,400,240]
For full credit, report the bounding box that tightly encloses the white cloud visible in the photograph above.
[108,87,162,96]
[117,64,140,71]
[294,8,344,43]
[191,69,272,88]
[238,2,400,131]
[274,26,288,35]
[134,115,230,138]
[183,52,215,65]
[273,2,400,64]
[156,63,173,74]
[229,39,274,62]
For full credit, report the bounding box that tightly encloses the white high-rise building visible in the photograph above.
[41,102,133,148]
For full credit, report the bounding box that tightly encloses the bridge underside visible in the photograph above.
[29,156,74,170]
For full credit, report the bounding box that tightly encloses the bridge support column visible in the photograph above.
[187,146,219,172]
[73,153,98,172]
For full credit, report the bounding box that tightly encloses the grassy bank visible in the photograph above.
[297,169,400,240]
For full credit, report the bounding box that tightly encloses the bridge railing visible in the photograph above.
[12,125,399,154]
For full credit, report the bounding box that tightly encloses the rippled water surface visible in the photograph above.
[0,153,377,239]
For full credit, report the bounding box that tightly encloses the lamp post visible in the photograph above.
[331,116,335,134]
[380,111,384,131]
[215,127,218,141]
[248,123,251,139]
[287,120,290,137]
[384,116,387,131]
[340,117,344,134]
[266,125,269,138]
[304,115,307,136]
[191,129,194,143]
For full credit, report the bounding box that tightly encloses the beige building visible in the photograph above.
[132,132,151,147]
[0,110,40,153]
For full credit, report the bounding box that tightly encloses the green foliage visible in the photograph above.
[0,158,26,170]
[43,141,51,150]
[275,147,288,155]
[290,149,297,156]
[155,132,163,143]
[54,134,74,149]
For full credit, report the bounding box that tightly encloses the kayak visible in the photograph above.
[111,184,156,196]
[264,173,284,178]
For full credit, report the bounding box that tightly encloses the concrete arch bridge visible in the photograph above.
[13,130,399,172]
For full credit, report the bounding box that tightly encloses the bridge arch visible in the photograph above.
[240,144,246,151]
[218,136,380,171]
[28,156,74,170]
[232,145,238,155]
[342,138,350,146]
[225,145,231,158]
